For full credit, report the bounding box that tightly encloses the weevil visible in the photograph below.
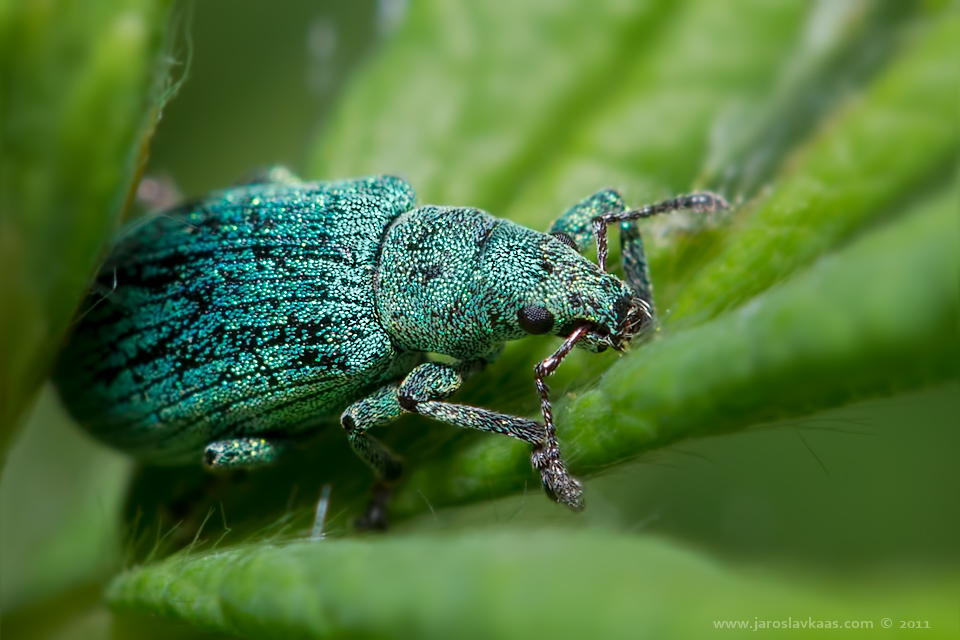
[54,167,726,526]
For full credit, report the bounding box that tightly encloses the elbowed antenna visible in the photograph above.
[592,191,730,273]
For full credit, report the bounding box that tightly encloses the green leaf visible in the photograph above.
[6,1,959,636]
[312,0,814,209]
[106,531,960,639]
[0,386,131,613]
[0,0,175,457]
[670,15,959,325]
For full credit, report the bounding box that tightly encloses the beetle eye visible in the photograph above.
[517,305,555,334]
[551,231,579,252]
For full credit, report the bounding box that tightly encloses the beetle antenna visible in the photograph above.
[592,192,729,272]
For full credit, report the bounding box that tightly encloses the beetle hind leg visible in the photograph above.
[202,436,288,469]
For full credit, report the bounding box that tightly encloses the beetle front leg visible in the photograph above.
[341,364,487,528]
[344,361,583,524]
[547,188,625,255]
[547,190,655,331]
[593,192,729,321]
[550,188,728,324]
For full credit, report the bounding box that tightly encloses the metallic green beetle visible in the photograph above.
[55,167,726,525]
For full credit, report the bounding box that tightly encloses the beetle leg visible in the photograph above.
[547,188,625,255]
[344,360,585,525]
[341,383,405,482]
[340,384,405,531]
[398,362,582,510]
[341,359,491,487]
[397,362,543,444]
[550,189,728,321]
[531,326,590,512]
[411,401,545,444]
[592,192,729,321]
[202,436,288,469]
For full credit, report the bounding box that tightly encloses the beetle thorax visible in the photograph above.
[375,206,533,360]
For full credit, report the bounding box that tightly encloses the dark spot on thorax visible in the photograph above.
[421,264,443,282]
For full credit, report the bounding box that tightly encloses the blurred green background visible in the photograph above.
[1,0,957,638]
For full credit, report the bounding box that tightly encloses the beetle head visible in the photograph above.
[375,207,649,360]
[482,221,650,352]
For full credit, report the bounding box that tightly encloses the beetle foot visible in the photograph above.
[531,445,584,511]
[355,483,392,531]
